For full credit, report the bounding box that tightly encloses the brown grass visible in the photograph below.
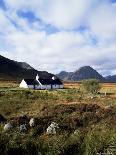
[0,80,18,88]
[100,83,116,93]
[64,82,116,93]
[64,82,80,89]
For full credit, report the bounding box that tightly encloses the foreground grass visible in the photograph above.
[0,88,115,117]
[0,82,116,155]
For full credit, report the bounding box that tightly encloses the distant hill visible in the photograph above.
[57,66,105,81]
[0,55,54,81]
[56,71,73,81]
[105,75,116,83]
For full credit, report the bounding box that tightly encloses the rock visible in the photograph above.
[4,123,12,131]
[29,118,35,127]
[74,129,80,134]
[46,122,59,135]
[19,124,27,133]
[0,114,6,123]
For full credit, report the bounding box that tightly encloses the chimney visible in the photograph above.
[36,74,39,81]
[52,76,56,80]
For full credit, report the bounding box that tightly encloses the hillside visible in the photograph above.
[105,75,116,83]
[0,55,54,81]
[57,66,105,81]
[56,71,73,81]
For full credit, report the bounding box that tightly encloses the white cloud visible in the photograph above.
[0,0,116,76]
[88,1,116,41]
[5,0,97,29]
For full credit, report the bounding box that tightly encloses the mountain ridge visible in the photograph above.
[57,66,116,82]
[105,75,116,83]
[0,55,116,82]
[0,55,54,81]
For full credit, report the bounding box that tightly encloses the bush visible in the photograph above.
[82,79,101,94]
[83,127,116,155]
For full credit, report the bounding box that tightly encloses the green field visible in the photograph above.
[0,81,116,155]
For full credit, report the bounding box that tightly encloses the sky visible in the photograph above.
[0,0,116,76]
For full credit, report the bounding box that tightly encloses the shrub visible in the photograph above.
[83,127,116,155]
[82,79,101,94]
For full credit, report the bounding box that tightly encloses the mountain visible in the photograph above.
[17,62,34,70]
[56,71,73,81]
[57,66,105,81]
[0,55,54,81]
[105,75,116,83]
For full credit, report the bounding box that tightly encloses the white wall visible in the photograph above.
[41,85,51,90]
[28,85,34,89]
[46,85,52,90]
[35,85,41,89]
[59,85,64,89]
[19,80,28,88]
[52,85,60,89]
[41,85,45,89]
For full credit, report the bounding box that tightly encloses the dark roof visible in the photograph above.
[38,78,63,85]
[52,79,63,85]
[23,78,63,85]
[24,79,39,85]
[38,78,52,85]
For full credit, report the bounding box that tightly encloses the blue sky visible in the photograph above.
[0,0,5,9]
[0,0,116,75]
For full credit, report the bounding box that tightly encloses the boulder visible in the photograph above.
[46,122,59,135]
[19,124,27,133]
[4,123,12,131]
[29,118,35,127]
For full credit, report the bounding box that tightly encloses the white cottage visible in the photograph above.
[19,79,41,89]
[19,75,63,90]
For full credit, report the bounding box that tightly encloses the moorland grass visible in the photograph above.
[0,81,116,155]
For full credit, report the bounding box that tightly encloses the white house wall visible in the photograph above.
[41,84,63,89]
[28,85,35,89]
[20,80,28,88]
[41,85,45,90]
[41,85,51,90]
[35,85,41,89]
[52,85,59,89]
[46,85,51,89]
[60,85,64,89]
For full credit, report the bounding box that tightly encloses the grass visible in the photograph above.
[0,81,116,155]
[64,82,116,93]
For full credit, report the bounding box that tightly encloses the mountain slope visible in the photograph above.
[0,55,53,80]
[105,75,116,83]
[57,66,105,81]
[56,71,73,81]
[17,62,34,70]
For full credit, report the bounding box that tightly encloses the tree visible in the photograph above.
[82,79,101,94]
